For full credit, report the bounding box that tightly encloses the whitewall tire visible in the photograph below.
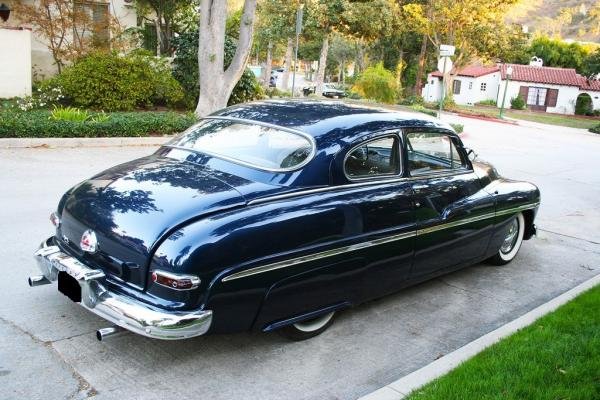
[278,311,335,341]
[487,212,525,265]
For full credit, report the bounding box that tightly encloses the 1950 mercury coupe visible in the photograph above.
[29,100,540,341]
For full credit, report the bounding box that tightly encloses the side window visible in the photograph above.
[406,132,465,175]
[345,136,400,179]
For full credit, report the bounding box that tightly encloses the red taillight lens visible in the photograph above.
[50,212,60,228]
[151,270,200,290]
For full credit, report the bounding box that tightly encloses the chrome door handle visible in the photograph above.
[413,184,428,190]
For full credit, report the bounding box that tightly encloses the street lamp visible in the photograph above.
[499,65,513,119]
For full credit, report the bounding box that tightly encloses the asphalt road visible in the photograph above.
[0,115,599,400]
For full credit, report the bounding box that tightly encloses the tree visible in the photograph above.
[254,0,300,89]
[135,0,197,56]
[13,0,125,74]
[402,0,520,94]
[195,0,258,117]
[527,36,593,74]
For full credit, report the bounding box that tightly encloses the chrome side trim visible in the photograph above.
[165,116,317,173]
[222,230,417,282]
[222,201,539,282]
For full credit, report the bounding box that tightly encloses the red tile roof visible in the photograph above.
[430,65,499,78]
[430,63,600,91]
[499,64,582,86]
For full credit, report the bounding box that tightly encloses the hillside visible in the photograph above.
[507,0,600,43]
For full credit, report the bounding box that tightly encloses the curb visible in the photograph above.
[0,136,172,149]
[358,272,600,400]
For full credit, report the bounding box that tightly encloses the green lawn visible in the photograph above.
[406,284,600,400]
[451,105,599,130]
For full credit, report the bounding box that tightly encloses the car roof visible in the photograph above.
[210,100,454,142]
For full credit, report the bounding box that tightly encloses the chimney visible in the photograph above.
[530,56,543,67]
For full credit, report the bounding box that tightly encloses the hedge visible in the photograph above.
[0,110,197,138]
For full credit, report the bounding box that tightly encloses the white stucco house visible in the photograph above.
[423,61,600,115]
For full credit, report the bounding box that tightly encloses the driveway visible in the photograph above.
[0,117,598,400]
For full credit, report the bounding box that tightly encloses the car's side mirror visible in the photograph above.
[465,148,477,161]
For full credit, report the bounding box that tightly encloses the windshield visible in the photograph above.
[167,118,315,172]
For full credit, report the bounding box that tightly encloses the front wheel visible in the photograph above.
[278,311,335,341]
[487,212,525,265]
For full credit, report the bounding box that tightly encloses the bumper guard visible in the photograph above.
[30,238,212,340]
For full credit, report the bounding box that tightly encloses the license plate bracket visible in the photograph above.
[58,271,82,303]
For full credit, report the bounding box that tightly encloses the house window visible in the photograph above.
[468,82,473,90]
[453,80,462,95]
[74,2,110,48]
[480,83,487,91]
[431,80,434,85]
[527,87,548,106]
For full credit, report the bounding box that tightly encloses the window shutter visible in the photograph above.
[546,89,558,107]
[519,86,529,100]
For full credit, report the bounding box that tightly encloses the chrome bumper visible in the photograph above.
[30,238,212,340]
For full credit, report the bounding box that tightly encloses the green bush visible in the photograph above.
[437,95,456,110]
[172,32,264,109]
[0,110,196,138]
[589,123,600,134]
[450,123,464,133]
[575,94,594,116]
[476,99,497,106]
[49,106,90,122]
[400,95,425,106]
[510,95,526,110]
[410,104,437,117]
[265,88,292,98]
[46,52,184,111]
[352,63,398,104]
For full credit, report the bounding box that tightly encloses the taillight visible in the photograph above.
[50,212,60,228]
[151,270,200,290]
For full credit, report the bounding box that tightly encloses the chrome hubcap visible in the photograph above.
[500,218,519,253]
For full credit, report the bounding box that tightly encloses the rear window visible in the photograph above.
[168,118,315,171]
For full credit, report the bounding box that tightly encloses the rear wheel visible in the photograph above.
[487,212,525,265]
[278,311,335,341]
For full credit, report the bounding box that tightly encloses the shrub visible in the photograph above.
[510,95,526,110]
[437,95,456,110]
[265,88,292,98]
[46,52,184,111]
[352,63,398,104]
[172,32,264,108]
[575,94,593,115]
[400,95,425,106]
[0,110,196,138]
[410,104,437,117]
[476,99,497,106]
[49,106,90,122]
[589,124,600,134]
[450,123,464,133]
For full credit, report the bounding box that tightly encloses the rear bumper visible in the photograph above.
[30,237,212,340]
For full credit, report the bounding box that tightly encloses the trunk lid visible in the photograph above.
[57,155,247,289]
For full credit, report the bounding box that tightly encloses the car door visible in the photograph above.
[404,129,496,280]
[339,132,417,300]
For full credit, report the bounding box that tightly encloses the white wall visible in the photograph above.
[13,0,138,79]
[580,91,600,111]
[422,72,501,106]
[497,80,579,115]
[0,28,32,98]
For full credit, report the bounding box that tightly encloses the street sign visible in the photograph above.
[440,44,455,57]
[437,56,453,74]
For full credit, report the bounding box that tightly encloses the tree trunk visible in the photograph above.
[195,0,258,118]
[414,34,428,96]
[315,34,329,96]
[341,57,345,84]
[263,41,273,88]
[355,39,365,75]
[281,37,293,91]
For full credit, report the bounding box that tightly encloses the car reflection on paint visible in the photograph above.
[29,100,540,341]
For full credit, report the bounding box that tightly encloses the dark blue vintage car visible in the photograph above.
[29,100,540,341]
